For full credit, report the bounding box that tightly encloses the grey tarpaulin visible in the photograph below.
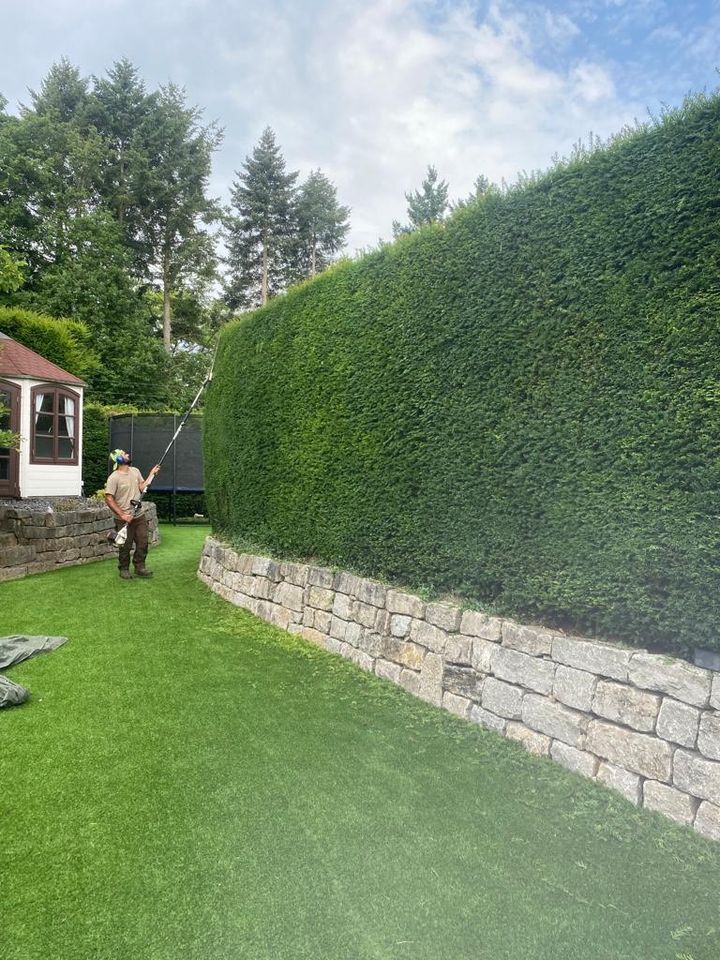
[0,635,67,708]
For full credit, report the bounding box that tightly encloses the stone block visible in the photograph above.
[267,604,293,630]
[302,608,315,628]
[643,781,699,826]
[628,652,711,708]
[409,619,447,654]
[314,610,332,634]
[307,565,335,588]
[471,637,498,675]
[399,641,427,671]
[459,609,502,642]
[595,762,642,805]
[329,616,349,641]
[299,627,328,648]
[334,571,362,596]
[356,602,379,629]
[399,669,421,696]
[386,589,425,619]
[344,622,365,647]
[418,652,443,706]
[695,801,720,842]
[698,712,720,761]
[502,621,554,657]
[443,664,482,701]
[425,602,461,632]
[592,681,660,733]
[553,665,597,712]
[444,635,473,665]
[374,609,392,635]
[355,578,387,607]
[347,646,374,673]
[375,659,402,684]
[274,581,304,612]
[390,614,412,638]
[493,647,555,695]
[552,635,632,682]
[586,720,673,782]
[443,691,471,718]
[307,586,335,611]
[482,677,524,720]
[550,741,599,779]
[4,563,31,583]
[332,592,355,620]
[469,704,506,734]
[250,556,273,577]
[357,631,383,658]
[656,699,699,748]
[506,722,551,756]
[279,561,308,586]
[711,676,720,711]
[523,694,589,748]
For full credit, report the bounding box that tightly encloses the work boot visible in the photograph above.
[119,569,132,580]
[134,564,153,578]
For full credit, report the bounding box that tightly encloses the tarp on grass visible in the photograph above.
[0,635,67,708]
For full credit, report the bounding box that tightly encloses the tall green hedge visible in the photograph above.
[205,95,720,657]
[0,306,97,381]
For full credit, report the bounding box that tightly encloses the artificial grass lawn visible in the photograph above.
[1,526,719,960]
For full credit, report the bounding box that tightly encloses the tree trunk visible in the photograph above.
[162,256,172,353]
[261,241,268,306]
[310,238,316,278]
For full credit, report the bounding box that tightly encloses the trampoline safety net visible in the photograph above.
[109,414,204,492]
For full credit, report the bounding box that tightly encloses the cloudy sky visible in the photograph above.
[2,0,719,253]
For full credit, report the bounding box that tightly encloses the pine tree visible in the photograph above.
[224,127,298,309]
[131,84,222,351]
[392,165,449,238]
[295,170,350,278]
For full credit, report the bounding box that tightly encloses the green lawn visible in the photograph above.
[1,525,719,960]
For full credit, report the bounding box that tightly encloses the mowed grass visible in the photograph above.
[1,526,719,960]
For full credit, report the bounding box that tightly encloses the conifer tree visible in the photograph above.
[224,127,298,309]
[295,170,350,278]
[392,165,449,237]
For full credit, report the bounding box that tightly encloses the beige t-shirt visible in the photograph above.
[106,467,144,513]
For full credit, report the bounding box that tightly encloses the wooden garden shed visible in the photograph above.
[0,332,85,498]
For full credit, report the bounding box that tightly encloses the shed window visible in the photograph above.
[31,386,79,464]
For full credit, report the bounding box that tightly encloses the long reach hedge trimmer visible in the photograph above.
[109,355,215,547]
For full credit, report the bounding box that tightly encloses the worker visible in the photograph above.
[105,449,160,580]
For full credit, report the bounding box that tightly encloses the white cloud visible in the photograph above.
[1,0,709,256]
[212,0,639,250]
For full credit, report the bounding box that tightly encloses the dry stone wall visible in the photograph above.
[0,503,159,580]
[199,536,720,843]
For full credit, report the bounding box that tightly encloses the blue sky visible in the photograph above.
[1,0,719,252]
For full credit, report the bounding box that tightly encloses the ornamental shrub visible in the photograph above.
[205,93,720,657]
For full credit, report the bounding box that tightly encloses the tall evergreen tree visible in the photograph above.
[392,164,449,237]
[131,84,222,351]
[295,169,350,278]
[224,127,298,309]
[89,59,150,237]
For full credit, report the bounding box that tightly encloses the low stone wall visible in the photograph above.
[198,536,720,843]
[0,502,159,581]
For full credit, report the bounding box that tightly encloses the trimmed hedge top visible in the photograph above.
[206,95,720,657]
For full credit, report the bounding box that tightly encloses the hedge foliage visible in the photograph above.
[0,305,97,381]
[205,95,720,656]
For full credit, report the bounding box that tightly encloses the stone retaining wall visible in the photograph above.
[198,536,720,843]
[0,503,159,581]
